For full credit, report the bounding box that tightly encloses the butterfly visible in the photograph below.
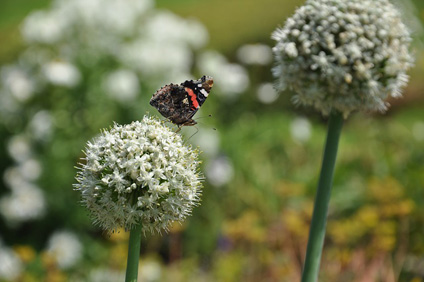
[150,76,213,132]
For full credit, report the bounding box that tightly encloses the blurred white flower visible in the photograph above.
[23,0,153,44]
[43,61,81,87]
[191,129,220,156]
[29,110,53,141]
[74,0,152,33]
[0,182,46,224]
[7,135,32,163]
[0,247,23,281]
[183,19,209,49]
[140,259,162,282]
[237,43,272,65]
[257,83,279,104]
[143,11,208,49]
[198,50,227,73]
[18,159,42,181]
[198,51,249,97]
[290,117,312,143]
[103,69,140,103]
[89,268,125,282]
[22,9,70,44]
[219,64,249,95]
[3,167,26,189]
[0,90,20,121]
[1,66,35,102]
[86,0,152,34]
[119,40,192,80]
[206,155,234,187]
[46,230,83,269]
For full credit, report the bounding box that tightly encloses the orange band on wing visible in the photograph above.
[185,87,199,109]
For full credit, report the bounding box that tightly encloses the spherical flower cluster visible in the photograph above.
[74,116,203,234]
[272,0,414,117]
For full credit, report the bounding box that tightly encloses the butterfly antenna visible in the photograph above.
[194,114,213,121]
[193,114,216,131]
[187,126,199,141]
[193,120,217,132]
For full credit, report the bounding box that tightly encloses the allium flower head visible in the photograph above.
[74,116,203,234]
[272,0,414,117]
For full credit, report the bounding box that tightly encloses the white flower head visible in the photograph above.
[237,44,273,65]
[89,268,125,282]
[198,51,249,97]
[0,247,23,280]
[29,110,54,141]
[7,134,32,163]
[1,65,35,102]
[103,69,140,103]
[143,11,208,49]
[19,159,42,181]
[43,61,81,87]
[46,230,83,269]
[74,116,203,234]
[140,259,162,282]
[206,155,234,187]
[0,182,46,224]
[290,117,312,143]
[22,9,70,44]
[257,83,280,104]
[120,40,192,79]
[272,0,414,117]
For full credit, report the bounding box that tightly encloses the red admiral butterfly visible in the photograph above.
[150,76,213,132]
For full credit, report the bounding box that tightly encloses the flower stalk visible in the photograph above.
[125,224,143,282]
[301,111,343,282]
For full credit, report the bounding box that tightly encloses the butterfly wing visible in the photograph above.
[150,76,213,126]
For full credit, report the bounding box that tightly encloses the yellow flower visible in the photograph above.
[108,228,129,242]
[368,177,404,203]
[14,245,36,263]
[355,206,379,228]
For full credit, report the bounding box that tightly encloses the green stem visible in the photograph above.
[301,111,344,282]
[125,224,143,282]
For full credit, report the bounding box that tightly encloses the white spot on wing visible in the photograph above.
[200,89,209,96]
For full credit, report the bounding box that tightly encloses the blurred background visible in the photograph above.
[0,0,423,281]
